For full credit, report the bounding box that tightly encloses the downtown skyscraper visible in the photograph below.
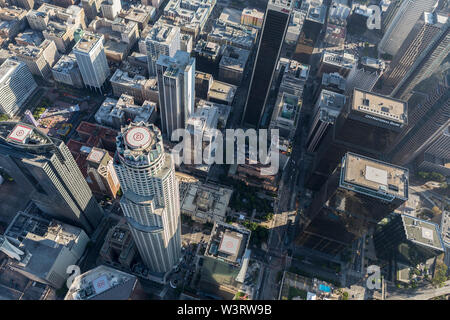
[378,0,438,56]
[0,122,103,234]
[377,11,448,96]
[156,50,195,138]
[242,0,292,128]
[298,152,408,255]
[73,32,110,92]
[114,122,181,276]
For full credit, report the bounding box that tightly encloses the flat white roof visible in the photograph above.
[365,165,388,186]
[219,233,240,256]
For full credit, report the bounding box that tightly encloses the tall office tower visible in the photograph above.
[345,57,385,95]
[292,0,326,64]
[381,0,403,33]
[298,152,408,256]
[156,51,195,138]
[101,0,121,20]
[377,11,448,96]
[374,214,444,269]
[415,126,450,176]
[390,72,450,165]
[0,122,103,235]
[306,89,407,190]
[378,0,437,56]
[145,23,181,77]
[306,89,346,153]
[113,123,181,275]
[391,11,449,100]
[0,59,37,117]
[73,32,110,92]
[241,0,292,128]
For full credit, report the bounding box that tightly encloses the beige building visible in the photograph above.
[86,147,121,198]
[8,39,60,78]
[180,181,233,223]
[88,17,139,62]
[241,8,264,28]
[26,4,86,53]
[0,6,28,44]
[110,68,158,104]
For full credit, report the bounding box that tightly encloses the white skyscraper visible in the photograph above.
[114,122,181,276]
[0,59,37,117]
[378,0,438,56]
[156,50,195,138]
[73,32,110,92]
[145,23,180,77]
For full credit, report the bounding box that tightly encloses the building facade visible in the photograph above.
[113,123,182,276]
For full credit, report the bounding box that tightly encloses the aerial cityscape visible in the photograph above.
[0,0,449,306]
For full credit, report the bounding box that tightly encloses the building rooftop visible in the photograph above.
[65,265,139,300]
[208,20,257,50]
[322,51,356,69]
[74,32,103,53]
[360,56,385,71]
[341,152,408,201]
[219,45,250,72]
[351,88,407,125]
[208,80,237,104]
[52,54,78,74]
[205,222,250,266]
[115,122,164,168]
[180,182,233,222]
[304,0,326,24]
[402,215,444,252]
[146,22,179,45]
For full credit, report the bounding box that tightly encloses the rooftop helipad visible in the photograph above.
[124,126,153,149]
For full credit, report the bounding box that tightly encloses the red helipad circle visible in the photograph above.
[16,130,25,137]
[125,127,152,149]
[225,241,234,249]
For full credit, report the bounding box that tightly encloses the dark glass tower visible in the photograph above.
[306,88,408,190]
[298,152,409,256]
[0,122,103,234]
[242,0,292,128]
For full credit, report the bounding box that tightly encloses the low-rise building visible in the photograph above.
[1,209,90,289]
[110,68,158,104]
[95,94,157,129]
[199,222,251,299]
[65,265,147,300]
[207,19,257,51]
[119,4,155,30]
[318,51,356,78]
[180,182,233,223]
[8,39,60,78]
[161,0,215,38]
[15,29,44,47]
[0,6,27,45]
[195,71,213,100]
[88,17,139,62]
[27,4,86,53]
[270,92,302,140]
[324,23,346,47]
[241,8,264,28]
[207,79,237,105]
[218,45,250,85]
[100,223,137,269]
[278,58,310,97]
[51,54,84,88]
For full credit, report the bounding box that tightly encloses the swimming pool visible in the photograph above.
[319,284,331,292]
